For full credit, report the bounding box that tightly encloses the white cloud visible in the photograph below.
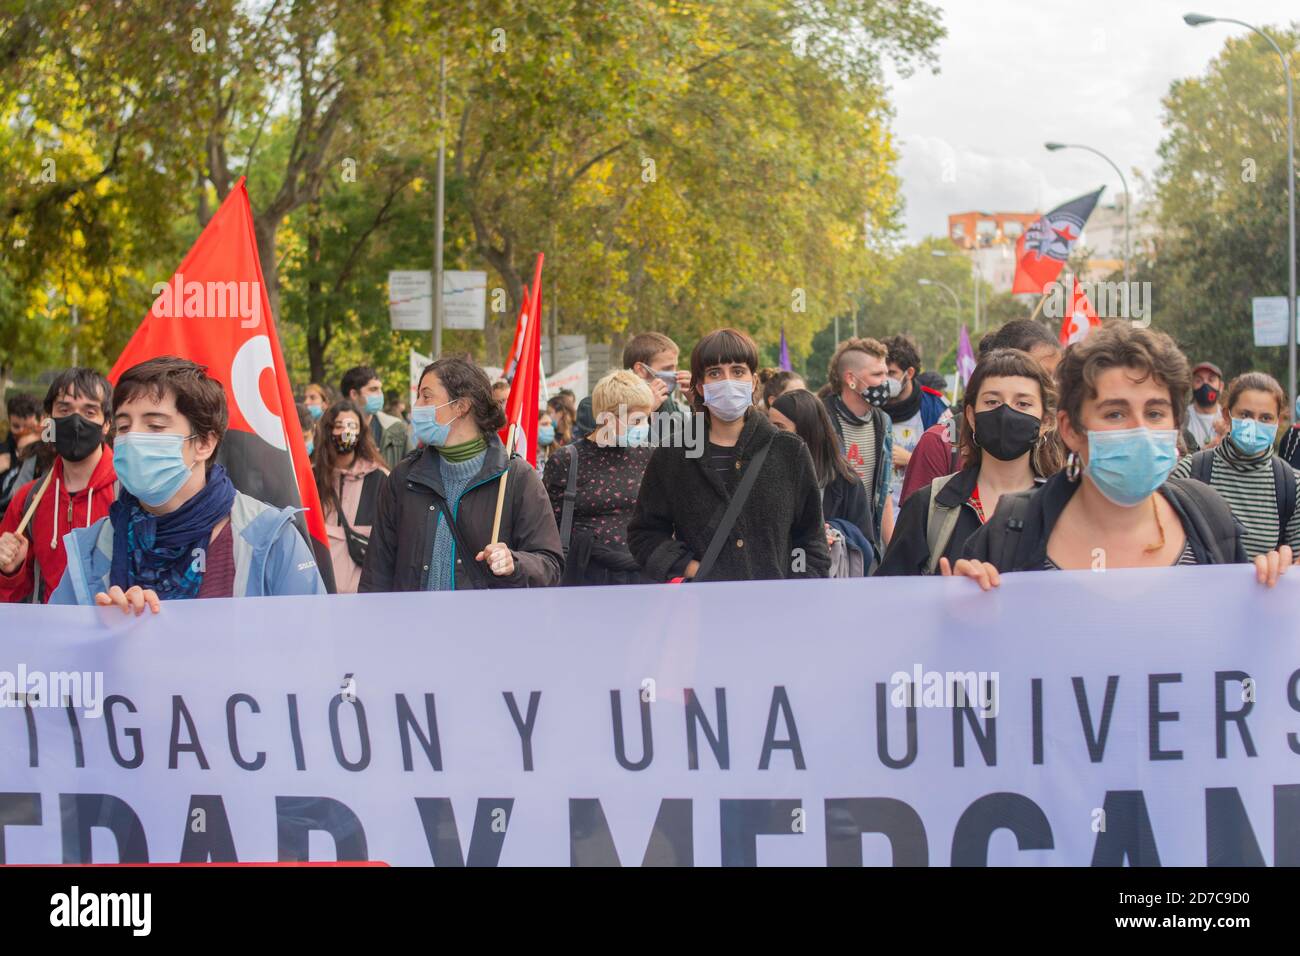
[889,0,1298,241]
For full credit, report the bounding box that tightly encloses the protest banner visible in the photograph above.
[1,566,1297,866]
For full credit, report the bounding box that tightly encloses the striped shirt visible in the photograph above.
[836,409,878,501]
[1281,427,1300,470]
[1044,541,1198,570]
[1169,442,1300,559]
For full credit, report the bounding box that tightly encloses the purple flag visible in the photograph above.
[957,325,976,387]
[779,326,791,371]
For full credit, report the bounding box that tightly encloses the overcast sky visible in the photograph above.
[888,0,1297,241]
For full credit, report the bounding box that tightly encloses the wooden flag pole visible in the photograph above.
[15,467,55,536]
[1029,283,1055,323]
[489,422,516,545]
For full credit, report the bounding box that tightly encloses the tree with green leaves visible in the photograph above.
[1150,25,1299,384]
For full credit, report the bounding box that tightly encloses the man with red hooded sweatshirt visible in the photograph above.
[0,368,116,602]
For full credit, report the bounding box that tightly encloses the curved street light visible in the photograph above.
[932,249,983,331]
[1044,141,1131,286]
[919,278,963,355]
[1184,12,1297,414]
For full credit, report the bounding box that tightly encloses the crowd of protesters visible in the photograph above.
[3,315,1299,612]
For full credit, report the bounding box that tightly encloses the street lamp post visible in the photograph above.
[432,53,447,360]
[919,279,962,361]
[932,249,982,330]
[1184,12,1297,414]
[1044,141,1131,287]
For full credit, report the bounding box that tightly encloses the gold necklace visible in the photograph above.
[1143,495,1166,554]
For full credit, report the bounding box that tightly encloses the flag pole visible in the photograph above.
[489,422,516,545]
[14,468,54,536]
[1029,285,1053,323]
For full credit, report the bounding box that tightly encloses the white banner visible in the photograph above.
[388,271,432,331]
[1252,296,1300,348]
[409,349,431,406]
[1,567,1298,866]
[442,271,488,331]
[547,358,589,401]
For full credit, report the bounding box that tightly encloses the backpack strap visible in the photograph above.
[695,440,772,582]
[1189,448,1215,485]
[924,473,961,575]
[995,492,1033,572]
[1271,456,1296,548]
[1161,477,1240,564]
[559,442,581,556]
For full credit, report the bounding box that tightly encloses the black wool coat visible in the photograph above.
[628,409,831,582]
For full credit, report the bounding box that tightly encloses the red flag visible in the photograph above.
[499,254,544,465]
[501,283,530,383]
[1059,277,1101,346]
[1011,188,1104,294]
[109,178,334,589]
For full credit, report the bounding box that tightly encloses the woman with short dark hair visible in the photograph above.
[877,349,1057,575]
[50,356,326,610]
[359,355,562,591]
[629,328,830,582]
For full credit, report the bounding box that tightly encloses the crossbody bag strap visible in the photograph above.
[559,442,581,555]
[694,441,771,583]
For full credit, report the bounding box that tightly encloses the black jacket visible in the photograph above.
[359,433,563,592]
[961,471,1247,571]
[820,391,891,544]
[876,464,986,575]
[628,409,831,582]
[822,472,873,543]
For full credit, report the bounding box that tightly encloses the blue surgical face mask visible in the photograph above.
[307,403,324,421]
[114,432,199,507]
[1230,417,1277,456]
[364,393,384,415]
[411,400,462,448]
[702,379,752,422]
[1085,427,1179,507]
[644,367,677,392]
[537,425,555,446]
[305,439,314,457]
[621,423,651,447]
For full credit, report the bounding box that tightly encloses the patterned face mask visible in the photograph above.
[856,376,901,407]
[332,429,359,454]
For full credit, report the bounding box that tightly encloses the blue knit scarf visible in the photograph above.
[109,464,237,600]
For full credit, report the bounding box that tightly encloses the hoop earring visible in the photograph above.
[1066,451,1081,482]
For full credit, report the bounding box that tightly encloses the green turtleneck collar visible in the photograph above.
[439,436,487,462]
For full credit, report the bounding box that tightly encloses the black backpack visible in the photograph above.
[980,476,1244,571]
[1187,449,1296,549]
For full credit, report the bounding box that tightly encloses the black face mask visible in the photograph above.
[52,413,103,463]
[1193,382,1219,407]
[331,431,359,455]
[973,405,1041,462]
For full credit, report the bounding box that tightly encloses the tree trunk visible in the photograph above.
[253,215,283,329]
[305,203,326,383]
